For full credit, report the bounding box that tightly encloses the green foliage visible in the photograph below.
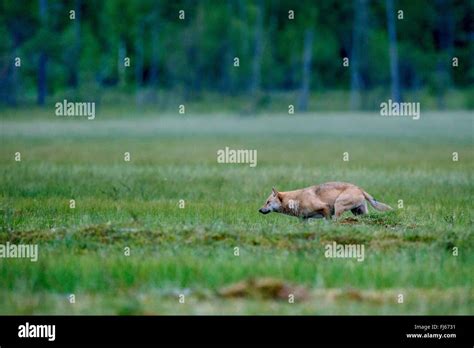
[0,0,472,106]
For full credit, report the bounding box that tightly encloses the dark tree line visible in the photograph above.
[0,0,472,109]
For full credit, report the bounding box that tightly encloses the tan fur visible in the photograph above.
[258,182,392,220]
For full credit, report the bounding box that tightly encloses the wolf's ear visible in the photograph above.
[272,187,279,196]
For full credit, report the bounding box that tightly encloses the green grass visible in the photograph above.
[0,110,473,314]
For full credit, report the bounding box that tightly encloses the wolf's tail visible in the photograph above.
[362,190,392,211]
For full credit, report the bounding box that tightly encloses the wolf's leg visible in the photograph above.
[334,204,348,219]
[350,206,364,215]
[351,201,368,215]
[334,191,364,219]
[309,200,332,220]
[334,199,352,219]
[320,206,332,220]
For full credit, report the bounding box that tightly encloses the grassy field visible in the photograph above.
[0,110,473,314]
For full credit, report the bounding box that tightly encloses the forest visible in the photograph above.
[0,0,472,111]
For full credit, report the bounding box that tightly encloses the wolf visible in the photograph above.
[258,182,392,220]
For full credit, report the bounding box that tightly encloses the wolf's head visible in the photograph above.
[259,187,282,214]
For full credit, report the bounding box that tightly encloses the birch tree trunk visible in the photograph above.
[149,7,160,87]
[68,0,81,88]
[135,22,144,88]
[350,0,367,110]
[298,28,314,111]
[386,0,401,103]
[250,0,263,94]
[37,0,48,105]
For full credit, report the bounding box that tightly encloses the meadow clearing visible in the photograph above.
[0,109,472,314]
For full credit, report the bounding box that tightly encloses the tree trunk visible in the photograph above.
[149,8,160,87]
[68,0,81,88]
[350,0,368,110]
[118,40,126,87]
[435,0,454,109]
[187,4,204,98]
[220,0,234,93]
[37,0,48,105]
[298,28,314,111]
[250,0,263,94]
[10,47,19,105]
[1,26,21,105]
[135,22,144,88]
[386,0,401,103]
